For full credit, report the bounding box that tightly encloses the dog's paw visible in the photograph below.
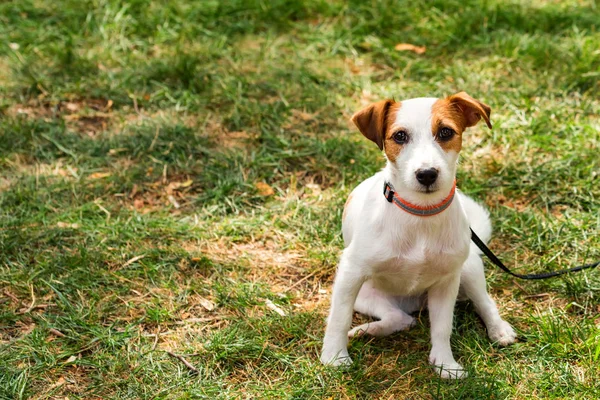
[488,319,517,346]
[429,350,466,379]
[433,362,467,379]
[320,349,352,367]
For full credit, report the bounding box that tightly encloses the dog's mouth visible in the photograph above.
[417,186,438,194]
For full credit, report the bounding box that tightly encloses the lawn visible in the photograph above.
[0,0,599,398]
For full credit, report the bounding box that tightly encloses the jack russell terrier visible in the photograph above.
[320,92,516,379]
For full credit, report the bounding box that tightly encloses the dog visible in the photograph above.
[320,92,516,379]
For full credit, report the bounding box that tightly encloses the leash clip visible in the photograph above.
[383,182,395,203]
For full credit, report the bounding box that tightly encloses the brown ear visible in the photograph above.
[351,100,394,150]
[448,92,492,129]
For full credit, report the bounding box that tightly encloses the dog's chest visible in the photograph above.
[370,230,469,295]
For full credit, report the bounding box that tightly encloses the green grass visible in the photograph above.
[1,0,599,398]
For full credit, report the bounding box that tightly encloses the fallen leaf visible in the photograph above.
[198,297,215,311]
[64,102,79,112]
[306,182,321,196]
[108,148,126,155]
[17,322,36,336]
[166,179,193,194]
[265,299,286,317]
[65,355,77,364]
[551,205,568,218]
[123,255,145,268]
[56,222,80,229]
[255,182,275,196]
[167,195,181,209]
[49,328,66,337]
[88,172,111,180]
[504,199,528,212]
[176,317,218,324]
[49,376,66,390]
[394,43,426,54]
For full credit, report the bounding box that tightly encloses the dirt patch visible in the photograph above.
[188,239,304,276]
[185,237,334,316]
[486,193,533,212]
[282,109,320,131]
[119,175,196,214]
[202,118,254,149]
[4,98,113,136]
[221,129,252,149]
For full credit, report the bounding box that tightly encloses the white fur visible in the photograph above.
[320,98,516,379]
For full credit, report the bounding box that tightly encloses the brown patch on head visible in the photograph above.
[382,102,403,162]
[431,92,492,153]
[351,100,404,161]
[342,192,353,221]
[431,99,466,153]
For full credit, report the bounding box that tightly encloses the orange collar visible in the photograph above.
[383,180,456,217]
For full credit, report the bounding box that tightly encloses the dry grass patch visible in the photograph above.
[31,365,96,400]
[4,98,113,137]
[4,158,79,182]
[186,239,305,282]
[203,118,254,149]
[184,236,335,314]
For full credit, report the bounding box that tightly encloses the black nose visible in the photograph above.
[416,168,439,186]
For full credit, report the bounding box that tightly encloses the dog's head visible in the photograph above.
[352,92,491,203]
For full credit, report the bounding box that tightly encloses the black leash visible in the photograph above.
[381,180,599,280]
[470,228,600,280]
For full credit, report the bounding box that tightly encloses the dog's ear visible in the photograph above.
[448,92,492,129]
[351,100,394,150]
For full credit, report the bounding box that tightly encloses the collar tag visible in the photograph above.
[383,183,395,203]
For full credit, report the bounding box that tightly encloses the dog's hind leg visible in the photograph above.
[460,249,517,346]
[348,281,416,338]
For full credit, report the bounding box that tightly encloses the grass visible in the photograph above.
[0,0,599,398]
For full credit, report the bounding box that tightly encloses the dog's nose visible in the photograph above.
[416,168,439,186]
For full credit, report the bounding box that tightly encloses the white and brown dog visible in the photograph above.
[320,92,516,379]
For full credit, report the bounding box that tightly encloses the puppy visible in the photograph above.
[320,92,516,379]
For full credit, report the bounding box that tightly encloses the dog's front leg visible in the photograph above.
[321,256,365,366]
[427,274,465,379]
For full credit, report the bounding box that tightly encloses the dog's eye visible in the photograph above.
[392,130,408,144]
[438,127,455,141]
